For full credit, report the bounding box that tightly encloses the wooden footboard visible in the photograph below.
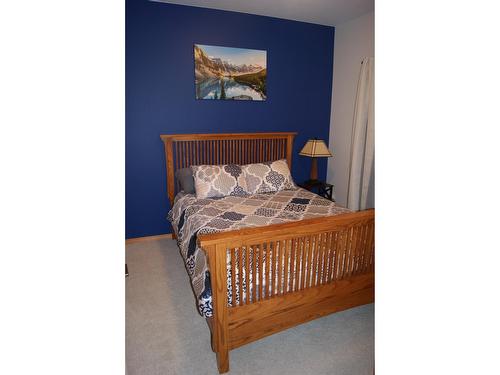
[198,209,375,373]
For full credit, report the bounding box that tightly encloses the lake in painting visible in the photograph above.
[194,44,267,101]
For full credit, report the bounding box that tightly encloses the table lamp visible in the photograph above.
[299,138,333,183]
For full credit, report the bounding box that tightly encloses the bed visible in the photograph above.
[161,132,374,373]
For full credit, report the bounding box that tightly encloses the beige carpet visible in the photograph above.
[126,238,374,375]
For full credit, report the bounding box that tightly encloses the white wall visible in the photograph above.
[327,11,374,206]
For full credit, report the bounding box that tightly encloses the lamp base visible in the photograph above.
[309,157,318,182]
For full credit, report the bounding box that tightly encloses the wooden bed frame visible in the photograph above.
[161,132,374,373]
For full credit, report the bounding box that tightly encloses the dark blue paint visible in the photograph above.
[126,0,335,238]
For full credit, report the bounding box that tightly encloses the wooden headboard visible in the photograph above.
[160,132,297,205]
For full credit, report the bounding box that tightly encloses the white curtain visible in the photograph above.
[347,57,374,211]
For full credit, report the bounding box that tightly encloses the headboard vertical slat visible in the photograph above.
[182,142,185,168]
[198,140,202,166]
[237,139,240,163]
[160,132,297,205]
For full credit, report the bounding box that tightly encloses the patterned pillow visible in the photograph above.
[191,164,248,199]
[242,159,297,194]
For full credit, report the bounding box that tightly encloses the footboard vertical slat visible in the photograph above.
[259,243,264,300]
[298,238,305,290]
[296,238,302,291]
[360,225,368,273]
[252,245,257,303]
[331,231,339,282]
[298,238,304,290]
[312,235,318,286]
[341,228,351,279]
[368,223,375,271]
[319,233,326,284]
[337,230,347,280]
[327,232,336,283]
[332,231,340,281]
[322,233,328,283]
[358,224,369,274]
[314,233,328,285]
[346,227,354,278]
[277,240,283,295]
[367,223,374,271]
[316,233,323,285]
[317,233,324,286]
[264,242,268,298]
[288,238,297,292]
[312,234,319,286]
[299,238,310,290]
[354,225,363,275]
[261,243,266,298]
[326,232,334,283]
[238,248,243,306]
[320,232,328,284]
[322,233,330,284]
[362,225,370,272]
[353,226,360,275]
[270,241,275,297]
[342,228,350,279]
[307,235,315,288]
[357,225,366,274]
[245,246,250,304]
[350,226,360,277]
[346,227,355,278]
[300,236,306,289]
[283,239,290,294]
[230,248,236,306]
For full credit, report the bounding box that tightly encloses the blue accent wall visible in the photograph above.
[126,0,335,238]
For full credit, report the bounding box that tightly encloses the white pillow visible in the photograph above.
[242,159,296,194]
[191,164,249,199]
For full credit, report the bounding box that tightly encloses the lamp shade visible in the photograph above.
[299,139,333,157]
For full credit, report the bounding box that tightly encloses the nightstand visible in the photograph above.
[298,180,335,201]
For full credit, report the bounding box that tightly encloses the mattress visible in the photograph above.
[168,188,350,318]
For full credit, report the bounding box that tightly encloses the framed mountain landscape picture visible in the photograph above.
[194,44,267,101]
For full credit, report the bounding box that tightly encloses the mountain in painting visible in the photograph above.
[194,45,263,81]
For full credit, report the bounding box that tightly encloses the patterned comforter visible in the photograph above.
[168,188,350,318]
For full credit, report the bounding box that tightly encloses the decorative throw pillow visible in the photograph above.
[191,164,248,199]
[175,167,195,194]
[242,159,297,194]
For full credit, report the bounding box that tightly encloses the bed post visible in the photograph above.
[206,243,230,373]
[285,133,296,169]
[162,136,175,206]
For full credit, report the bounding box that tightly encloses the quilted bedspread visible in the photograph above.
[168,188,350,318]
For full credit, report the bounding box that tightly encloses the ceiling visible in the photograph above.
[153,0,374,26]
